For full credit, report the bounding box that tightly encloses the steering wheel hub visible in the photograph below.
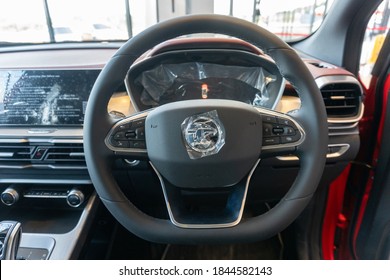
[181,109,225,158]
[146,100,262,188]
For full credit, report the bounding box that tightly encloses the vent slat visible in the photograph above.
[0,143,86,168]
[320,83,361,118]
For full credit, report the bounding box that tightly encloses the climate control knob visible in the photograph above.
[66,189,85,208]
[1,187,20,206]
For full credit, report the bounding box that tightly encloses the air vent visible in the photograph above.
[320,83,362,118]
[0,142,86,169]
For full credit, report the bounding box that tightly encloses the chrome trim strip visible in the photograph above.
[255,107,306,150]
[0,179,92,184]
[0,164,87,170]
[150,159,261,229]
[124,159,140,166]
[315,75,364,124]
[0,128,83,138]
[69,153,85,157]
[23,195,67,199]
[329,122,359,130]
[0,138,83,144]
[328,103,364,124]
[329,131,359,136]
[276,144,351,161]
[104,110,150,154]
[3,222,22,260]
[0,152,14,157]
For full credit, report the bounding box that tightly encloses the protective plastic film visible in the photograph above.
[181,110,225,160]
[135,62,277,108]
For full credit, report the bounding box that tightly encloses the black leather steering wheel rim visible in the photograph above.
[84,14,328,243]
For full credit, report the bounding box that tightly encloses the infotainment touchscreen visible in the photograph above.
[0,69,100,126]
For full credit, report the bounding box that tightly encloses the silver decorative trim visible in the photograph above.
[329,122,359,130]
[66,189,85,208]
[1,188,20,206]
[124,159,140,166]
[0,164,87,170]
[23,194,67,199]
[276,144,350,161]
[0,128,83,138]
[0,152,14,157]
[328,103,364,124]
[315,75,364,124]
[2,222,22,260]
[150,159,261,229]
[328,131,360,136]
[0,179,92,184]
[0,137,83,144]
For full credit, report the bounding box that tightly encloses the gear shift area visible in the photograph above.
[0,221,22,260]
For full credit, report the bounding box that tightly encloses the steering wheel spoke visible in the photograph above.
[258,108,305,158]
[151,159,261,228]
[105,111,150,159]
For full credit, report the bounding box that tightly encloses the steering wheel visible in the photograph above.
[84,15,328,244]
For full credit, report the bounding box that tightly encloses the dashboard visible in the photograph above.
[0,38,363,259]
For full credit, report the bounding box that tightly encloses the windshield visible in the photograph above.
[0,0,334,44]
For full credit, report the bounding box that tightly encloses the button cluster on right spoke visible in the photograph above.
[262,114,302,146]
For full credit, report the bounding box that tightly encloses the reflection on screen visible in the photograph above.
[0,70,100,126]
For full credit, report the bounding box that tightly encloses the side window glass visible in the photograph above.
[359,0,390,88]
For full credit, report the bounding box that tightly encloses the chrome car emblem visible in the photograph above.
[181,110,225,159]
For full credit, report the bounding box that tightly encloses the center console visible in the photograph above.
[0,69,101,259]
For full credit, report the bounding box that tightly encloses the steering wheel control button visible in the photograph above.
[118,123,130,130]
[181,110,225,159]
[272,126,285,135]
[281,134,301,144]
[262,115,278,123]
[284,126,295,135]
[263,123,273,136]
[131,118,146,128]
[110,140,129,148]
[129,141,146,149]
[135,127,145,140]
[263,137,281,146]
[277,117,298,130]
[113,131,126,140]
[125,131,137,139]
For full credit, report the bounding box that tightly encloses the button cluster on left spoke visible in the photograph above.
[109,118,146,150]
